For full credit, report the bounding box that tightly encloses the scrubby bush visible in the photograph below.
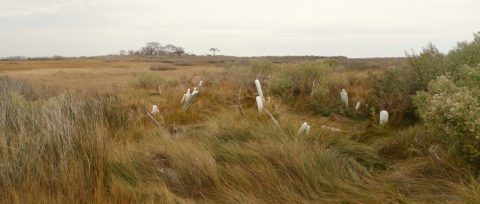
[369,43,447,124]
[268,60,353,115]
[269,61,329,99]
[132,71,164,88]
[414,75,480,164]
[448,32,480,69]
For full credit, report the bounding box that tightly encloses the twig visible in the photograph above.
[264,108,282,131]
[311,79,317,96]
[237,84,244,117]
[146,111,162,128]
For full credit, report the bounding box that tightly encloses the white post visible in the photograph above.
[181,94,186,103]
[256,96,264,112]
[255,79,265,102]
[340,89,348,107]
[380,110,389,125]
[355,101,361,111]
[183,88,193,110]
[298,122,310,135]
[151,105,160,114]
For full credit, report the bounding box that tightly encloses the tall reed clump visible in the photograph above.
[0,76,143,202]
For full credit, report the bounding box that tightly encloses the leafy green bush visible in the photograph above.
[414,75,480,164]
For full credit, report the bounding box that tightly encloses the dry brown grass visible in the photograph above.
[0,56,478,203]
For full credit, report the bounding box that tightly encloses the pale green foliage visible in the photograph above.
[414,75,480,162]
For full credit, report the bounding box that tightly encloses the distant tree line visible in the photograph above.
[120,42,186,56]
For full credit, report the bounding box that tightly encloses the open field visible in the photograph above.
[0,59,223,90]
[1,35,480,204]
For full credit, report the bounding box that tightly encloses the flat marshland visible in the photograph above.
[1,35,480,203]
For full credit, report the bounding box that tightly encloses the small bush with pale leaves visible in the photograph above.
[415,75,480,163]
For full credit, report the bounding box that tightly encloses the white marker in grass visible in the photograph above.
[298,122,311,135]
[255,79,265,102]
[151,105,160,114]
[340,89,348,107]
[256,96,264,112]
[355,101,361,111]
[380,110,389,125]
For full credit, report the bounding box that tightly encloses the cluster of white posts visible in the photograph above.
[150,78,389,131]
[339,89,389,125]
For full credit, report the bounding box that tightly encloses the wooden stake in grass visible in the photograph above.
[298,122,311,135]
[340,89,348,107]
[380,110,389,125]
[255,79,265,102]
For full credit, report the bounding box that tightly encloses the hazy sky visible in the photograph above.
[0,0,479,57]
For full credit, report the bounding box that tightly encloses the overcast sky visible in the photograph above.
[0,0,479,58]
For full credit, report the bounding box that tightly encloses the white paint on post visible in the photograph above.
[255,79,265,102]
[256,96,264,112]
[340,89,348,107]
[380,110,389,125]
[151,105,160,114]
[355,101,361,111]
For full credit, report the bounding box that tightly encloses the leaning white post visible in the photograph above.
[340,89,348,107]
[256,96,264,112]
[355,101,361,111]
[255,79,265,102]
[380,110,389,125]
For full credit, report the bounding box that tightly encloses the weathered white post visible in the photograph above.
[255,79,265,102]
[298,122,311,135]
[380,110,389,125]
[355,101,361,111]
[182,88,199,111]
[340,89,348,107]
[151,105,160,114]
[256,96,264,112]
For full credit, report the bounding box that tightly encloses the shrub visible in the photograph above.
[414,75,480,164]
[132,71,164,88]
[369,43,447,124]
[448,32,480,69]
